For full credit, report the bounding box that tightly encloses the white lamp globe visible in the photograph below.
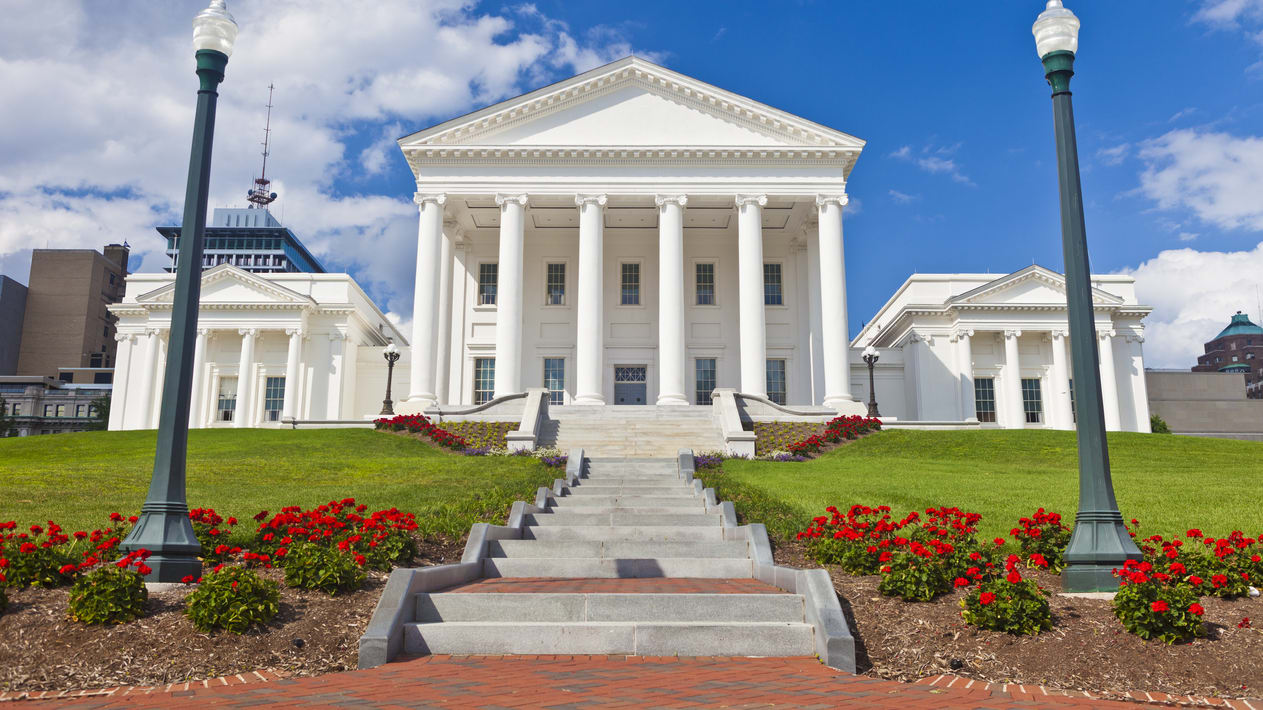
[1032,0,1080,59]
[863,345,879,359]
[383,342,399,355]
[193,0,238,56]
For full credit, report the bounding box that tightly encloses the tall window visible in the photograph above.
[546,263,566,305]
[478,263,498,305]
[264,377,286,422]
[1021,378,1043,424]
[217,377,237,422]
[43,404,53,417]
[766,359,787,405]
[695,263,716,305]
[763,263,783,306]
[621,262,640,305]
[974,377,996,422]
[75,405,85,418]
[1068,379,1076,424]
[474,358,496,404]
[695,358,717,405]
[10,403,19,416]
[543,358,565,404]
[55,404,66,417]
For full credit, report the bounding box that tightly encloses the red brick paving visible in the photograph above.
[445,577,782,594]
[15,656,1255,709]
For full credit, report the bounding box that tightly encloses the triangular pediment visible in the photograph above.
[400,57,864,152]
[949,266,1123,307]
[137,264,316,307]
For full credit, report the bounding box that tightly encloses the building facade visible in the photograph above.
[107,265,405,431]
[15,245,129,379]
[0,376,109,436]
[158,208,325,274]
[1192,312,1263,399]
[0,275,26,375]
[394,57,867,414]
[853,266,1152,432]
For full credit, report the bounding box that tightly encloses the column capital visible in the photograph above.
[144,328,160,337]
[654,194,688,208]
[1098,329,1116,340]
[115,332,135,343]
[238,328,258,337]
[197,328,213,337]
[735,194,767,208]
[949,328,974,343]
[285,327,306,338]
[815,194,850,208]
[1050,329,1067,340]
[575,194,608,208]
[1004,329,1022,339]
[496,193,529,208]
[329,330,347,341]
[413,192,447,207]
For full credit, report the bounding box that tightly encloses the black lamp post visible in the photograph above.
[1033,0,1141,592]
[862,346,881,418]
[119,0,238,583]
[380,342,401,416]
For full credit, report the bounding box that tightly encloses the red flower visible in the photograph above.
[1150,600,1169,613]
[58,564,77,575]
[181,575,196,584]
[979,592,996,606]
[1240,617,1252,629]
[1188,603,1205,616]
[1006,569,1022,584]
[993,538,1004,547]
[137,564,152,576]
[953,577,970,588]
[1189,575,1203,586]
[231,580,238,589]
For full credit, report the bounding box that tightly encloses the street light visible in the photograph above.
[862,345,881,418]
[1033,0,1140,592]
[380,342,401,416]
[120,0,238,583]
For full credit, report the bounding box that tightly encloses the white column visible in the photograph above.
[1099,329,1121,431]
[188,328,209,428]
[573,194,607,405]
[656,195,688,405]
[1002,330,1023,428]
[108,333,134,431]
[132,329,160,430]
[282,328,303,421]
[736,194,768,397]
[327,331,346,419]
[235,328,257,428]
[434,222,458,405]
[406,192,445,409]
[955,329,976,421]
[494,194,528,398]
[1050,330,1074,430]
[447,242,468,404]
[150,332,168,429]
[806,228,824,404]
[1127,334,1151,432]
[816,195,856,408]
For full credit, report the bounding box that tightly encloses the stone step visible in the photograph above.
[565,485,693,496]
[402,620,814,657]
[543,505,711,516]
[415,593,803,623]
[523,512,723,527]
[548,495,703,508]
[521,525,731,542]
[482,557,754,578]
[486,540,749,559]
[577,475,683,484]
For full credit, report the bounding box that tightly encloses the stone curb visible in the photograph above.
[0,670,288,703]
[915,674,1263,708]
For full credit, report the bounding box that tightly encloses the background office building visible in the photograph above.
[158,208,325,274]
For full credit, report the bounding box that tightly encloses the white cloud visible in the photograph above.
[1179,231,1200,242]
[888,190,919,204]
[1096,143,1130,166]
[1194,0,1263,26]
[0,0,655,322]
[1119,242,1263,368]
[1136,129,1263,231]
[889,143,974,186]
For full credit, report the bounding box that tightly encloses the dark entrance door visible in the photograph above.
[614,366,647,405]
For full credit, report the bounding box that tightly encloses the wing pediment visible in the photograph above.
[137,265,316,307]
[950,266,1123,307]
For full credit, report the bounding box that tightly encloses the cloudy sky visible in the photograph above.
[1,0,1261,368]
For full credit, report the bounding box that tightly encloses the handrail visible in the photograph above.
[427,392,527,419]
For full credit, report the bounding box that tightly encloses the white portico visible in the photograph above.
[396,56,867,413]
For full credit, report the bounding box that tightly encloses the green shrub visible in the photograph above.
[281,543,365,595]
[185,566,279,633]
[1009,508,1072,572]
[960,577,1051,635]
[68,566,147,625]
[2,543,77,588]
[878,553,952,602]
[1113,560,1206,644]
[1150,414,1172,434]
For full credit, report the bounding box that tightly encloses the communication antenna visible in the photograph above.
[246,83,278,210]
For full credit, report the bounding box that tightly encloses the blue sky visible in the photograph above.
[2,0,1261,368]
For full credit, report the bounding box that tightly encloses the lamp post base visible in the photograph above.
[120,503,202,583]
[866,402,881,418]
[1062,511,1141,592]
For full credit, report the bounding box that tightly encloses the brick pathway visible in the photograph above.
[446,577,781,594]
[15,656,1255,709]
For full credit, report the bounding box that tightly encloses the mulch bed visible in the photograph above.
[771,541,1263,699]
[0,538,464,693]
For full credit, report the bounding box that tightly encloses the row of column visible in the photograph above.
[112,327,309,430]
[406,192,856,409]
[951,328,1129,431]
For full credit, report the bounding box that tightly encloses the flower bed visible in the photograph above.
[442,421,516,450]
[751,416,882,458]
[373,414,566,468]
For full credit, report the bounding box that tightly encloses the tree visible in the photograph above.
[86,395,111,431]
[0,395,16,437]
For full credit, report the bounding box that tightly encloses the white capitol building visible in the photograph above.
[108,58,1152,446]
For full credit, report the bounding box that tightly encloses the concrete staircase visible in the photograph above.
[400,457,815,657]
[540,406,727,457]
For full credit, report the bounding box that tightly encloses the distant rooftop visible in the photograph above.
[157,208,325,274]
[1214,311,1263,340]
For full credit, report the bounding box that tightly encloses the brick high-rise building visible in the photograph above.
[15,245,129,382]
[1193,311,1263,399]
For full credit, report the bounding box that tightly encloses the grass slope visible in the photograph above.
[708,429,1263,542]
[0,429,554,536]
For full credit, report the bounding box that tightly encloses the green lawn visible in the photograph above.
[699,429,1263,543]
[0,429,555,537]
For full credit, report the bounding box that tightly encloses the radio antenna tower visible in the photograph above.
[247,83,278,210]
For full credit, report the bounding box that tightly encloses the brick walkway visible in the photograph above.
[16,655,1252,709]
